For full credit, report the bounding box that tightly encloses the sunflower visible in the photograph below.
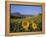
[32,22,37,30]
[22,20,29,30]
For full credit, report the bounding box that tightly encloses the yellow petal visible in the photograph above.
[32,23,37,30]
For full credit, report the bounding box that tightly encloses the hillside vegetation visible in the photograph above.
[10,13,42,32]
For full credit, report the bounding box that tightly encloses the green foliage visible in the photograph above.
[10,13,42,32]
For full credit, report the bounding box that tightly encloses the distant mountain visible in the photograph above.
[11,12,34,16]
[10,12,26,18]
[10,12,34,19]
[11,12,21,16]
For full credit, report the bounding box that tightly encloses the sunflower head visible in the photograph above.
[32,22,37,30]
[22,19,29,30]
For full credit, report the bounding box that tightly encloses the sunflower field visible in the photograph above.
[10,14,42,32]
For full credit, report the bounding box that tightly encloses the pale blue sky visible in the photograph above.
[11,5,42,15]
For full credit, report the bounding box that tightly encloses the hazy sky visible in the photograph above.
[11,5,42,15]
